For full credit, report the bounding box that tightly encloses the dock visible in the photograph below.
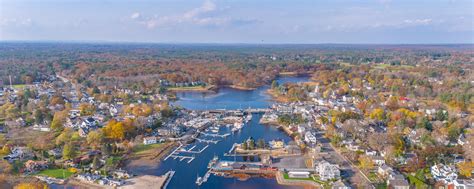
[164,143,183,161]
[198,131,231,138]
[162,171,175,189]
[177,144,209,154]
[193,137,220,144]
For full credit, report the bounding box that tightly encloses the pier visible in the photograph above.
[198,131,231,138]
[193,137,220,144]
[177,144,209,154]
[162,171,175,189]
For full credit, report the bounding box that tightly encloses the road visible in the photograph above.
[315,131,374,188]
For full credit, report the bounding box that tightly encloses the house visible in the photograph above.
[316,160,341,181]
[112,169,131,179]
[269,139,285,149]
[24,160,49,173]
[304,131,317,144]
[288,171,310,178]
[377,165,393,178]
[372,156,385,166]
[332,180,350,189]
[81,117,98,128]
[431,163,458,184]
[387,173,409,189]
[453,179,474,189]
[48,148,62,158]
[143,137,157,145]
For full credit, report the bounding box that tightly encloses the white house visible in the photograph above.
[316,160,341,181]
[143,137,157,145]
[431,163,458,184]
[304,131,317,144]
[372,156,385,166]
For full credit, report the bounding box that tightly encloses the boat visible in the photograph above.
[232,122,243,132]
[211,128,219,133]
[196,175,203,185]
[208,155,219,168]
[245,114,252,123]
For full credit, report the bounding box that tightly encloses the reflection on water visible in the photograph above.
[173,76,310,110]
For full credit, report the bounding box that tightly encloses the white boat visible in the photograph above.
[245,114,252,122]
[196,176,203,185]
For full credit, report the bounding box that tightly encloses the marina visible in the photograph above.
[153,76,310,189]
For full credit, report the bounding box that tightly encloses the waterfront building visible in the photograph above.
[288,171,310,178]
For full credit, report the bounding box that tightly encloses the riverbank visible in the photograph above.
[124,142,177,175]
[227,85,257,90]
[266,89,292,103]
[168,85,217,92]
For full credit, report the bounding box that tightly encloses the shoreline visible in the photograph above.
[227,85,257,90]
[265,89,292,103]
[167,85,217,92]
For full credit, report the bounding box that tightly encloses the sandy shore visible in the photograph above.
[124,142,177,175]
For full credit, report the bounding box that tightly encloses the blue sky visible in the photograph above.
[0,0,473,43]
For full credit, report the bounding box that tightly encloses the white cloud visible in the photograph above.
[132,0,258,29]
[403,18,432,25]
[131,12,141,20]
[183,0,216,20]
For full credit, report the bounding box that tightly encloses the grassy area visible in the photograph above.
[36,169,74,179]
[406,170,430,189]
[368,172,379,182]
[11,84,27,89]
[133,143,162,154]
[376,183,387,189]
[282,173,330,188]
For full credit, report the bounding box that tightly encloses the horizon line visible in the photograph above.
[1,40,474,46]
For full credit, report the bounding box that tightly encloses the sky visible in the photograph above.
[0,0,473,44]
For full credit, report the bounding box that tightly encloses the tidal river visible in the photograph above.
[51,76,310,189]
[155,76,310,189]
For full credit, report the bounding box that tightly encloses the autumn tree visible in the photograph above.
[103,120,125,141]
[62,142,77,160]
[51,110,67,131]
[358,155,374,171]
[87,130,104,149]
[457,161,474,178]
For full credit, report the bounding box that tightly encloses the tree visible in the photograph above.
[33,109,44,124]
[369,108,385,121]
[87,130,104,149]
[51,110,67,131]
[241,142,248,150]
[257,139,265,149]
[62,142,77,160]
[359,155,374,171]
[103,120,125,141]
[55,128,74,146]
[79,103,95,116]
[271,80,279,89]
[14,182,49,189]
[457,161,474,177]
[248,138,255,150]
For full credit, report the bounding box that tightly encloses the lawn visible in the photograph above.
[406,170,429,189]
[11,84,27,89]
[36,169,74,179]
[282,173,331,188]
[133,143,162,154]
